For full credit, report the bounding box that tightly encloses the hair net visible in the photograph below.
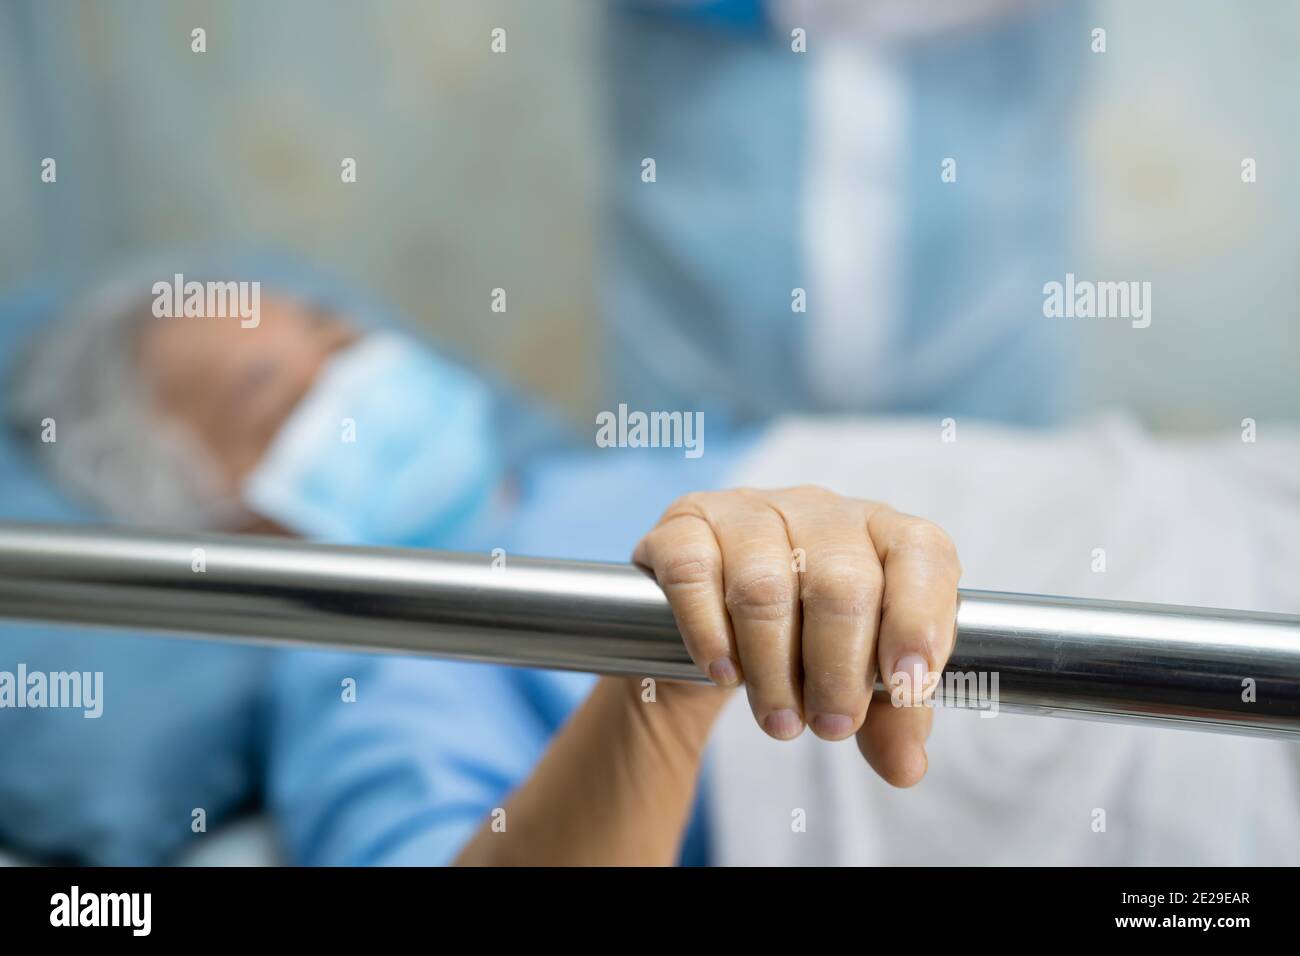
[6,267,249,530]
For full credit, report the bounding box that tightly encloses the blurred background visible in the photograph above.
[0,0,1298,871]
[0,0,1296,429]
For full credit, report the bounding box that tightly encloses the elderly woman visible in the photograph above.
[4,266,1299,866]
[1,264,966,864]
[0,261,548,864]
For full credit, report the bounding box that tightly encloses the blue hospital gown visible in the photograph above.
[267,443,748,865]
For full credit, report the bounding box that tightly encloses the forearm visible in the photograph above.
[454,677,728,866]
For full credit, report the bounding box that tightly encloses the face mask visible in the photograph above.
[242,332,506,547]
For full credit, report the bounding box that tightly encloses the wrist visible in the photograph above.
[611,676,731,765]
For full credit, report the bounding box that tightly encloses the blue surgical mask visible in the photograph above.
[242,332,506,547]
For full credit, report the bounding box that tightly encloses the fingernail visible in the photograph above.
[890,653,930,707]
[763,709,804,740]
[811,713,855,740]
[708,658,740,687]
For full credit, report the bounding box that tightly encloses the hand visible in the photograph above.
[633,485,961,787]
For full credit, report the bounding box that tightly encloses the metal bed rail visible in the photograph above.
[0,523,1296,738]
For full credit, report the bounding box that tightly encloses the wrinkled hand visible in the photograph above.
[633,485,961,787]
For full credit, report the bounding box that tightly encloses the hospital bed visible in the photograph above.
[1,522,1297,739]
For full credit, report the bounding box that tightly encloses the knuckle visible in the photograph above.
[725,567,798,620]
[800,570,880,621]
[677,490,713,510]
[656,548,718,588]
[788,483,837,501]
[897,519,958,560]
[660,492,711,523]
[725,486,764,503]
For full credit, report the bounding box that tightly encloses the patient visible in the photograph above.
[6,274,1300,866]
[11,290,353,533]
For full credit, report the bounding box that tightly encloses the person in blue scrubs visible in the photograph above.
[603,0,1086,429]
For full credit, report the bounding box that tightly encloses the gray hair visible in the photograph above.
[7,274,248,530]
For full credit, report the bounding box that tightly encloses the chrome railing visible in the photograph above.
[0,523,1297,737]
